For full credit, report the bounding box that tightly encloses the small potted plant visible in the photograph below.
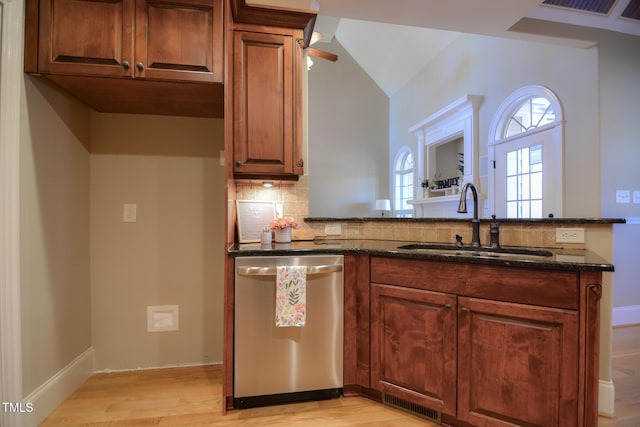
[269,217,298,243]
[421,174,440,196]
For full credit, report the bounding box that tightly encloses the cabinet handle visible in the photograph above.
[122,61,130,70]
[136,62,144,71]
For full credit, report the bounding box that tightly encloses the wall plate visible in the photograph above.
[555,228,585,244]
[147,305,179,332]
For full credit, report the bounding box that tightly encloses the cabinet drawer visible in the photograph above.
[370,256,579,310]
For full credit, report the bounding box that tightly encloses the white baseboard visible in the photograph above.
[20,347,95,427]
[598,379,616,417]
[93,360,221,375]
[612,305,640,327]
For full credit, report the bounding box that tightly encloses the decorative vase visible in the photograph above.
[274,227,292,243]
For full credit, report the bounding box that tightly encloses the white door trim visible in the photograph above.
[0,0,25,424]
[487,85,564,217]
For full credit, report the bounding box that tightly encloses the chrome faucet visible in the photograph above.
[457,183,481,247]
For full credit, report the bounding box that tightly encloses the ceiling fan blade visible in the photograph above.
[308,47,338,62]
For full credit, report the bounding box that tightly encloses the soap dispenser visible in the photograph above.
[489,215,500,249]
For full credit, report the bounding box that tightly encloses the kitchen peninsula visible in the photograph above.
[225,216,622,426]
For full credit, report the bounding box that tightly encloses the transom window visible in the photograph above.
[505,97,556,138]
[394,149,414,217]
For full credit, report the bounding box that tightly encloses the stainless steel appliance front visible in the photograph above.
[234,255,344,408]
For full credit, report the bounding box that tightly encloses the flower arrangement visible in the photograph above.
[269,217,298,230]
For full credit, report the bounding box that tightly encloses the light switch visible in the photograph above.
[123,204,137,222]
[616,190,630,204]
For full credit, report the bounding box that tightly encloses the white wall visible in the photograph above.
[20,76,92,395]
[390,33,601,218]
[90,113,225,370]
[308,40,389,217]
[598,32,640,315]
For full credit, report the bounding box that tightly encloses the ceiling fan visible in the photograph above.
[306,31,338,64]
[307,47,338,62]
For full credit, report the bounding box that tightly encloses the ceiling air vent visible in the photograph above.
[541,0,616,15]
[382,393,442,424]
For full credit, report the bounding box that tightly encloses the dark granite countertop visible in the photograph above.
[304,217,626,224]
[228,238,614,272]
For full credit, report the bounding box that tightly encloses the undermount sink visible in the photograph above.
[397,243,553,258]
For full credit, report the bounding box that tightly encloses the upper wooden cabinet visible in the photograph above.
[232,28,303,178]
[33,0,223,83]
[138,0,223,82]
[24,0,224,117]
[226,1,316,180]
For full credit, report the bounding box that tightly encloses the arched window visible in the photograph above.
[504,97,556,138]
[488,86,564,218]
[394,148,414,218]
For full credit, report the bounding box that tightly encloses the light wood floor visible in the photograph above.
[41,326,640,426]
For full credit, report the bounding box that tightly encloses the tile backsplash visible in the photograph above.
[236,176,596,249]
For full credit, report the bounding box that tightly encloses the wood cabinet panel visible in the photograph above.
[37,0,222,82]
[343,254,371,393]
[371,284,457,416]
[457,297,579,426]
[38,0,134,77]
[370,256,579,310]
[136,0,223,82]
[232,27,304,179]
[27,0,223,117]
[368,256,599,426]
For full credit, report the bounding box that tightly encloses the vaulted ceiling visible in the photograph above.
[249,0,640,95]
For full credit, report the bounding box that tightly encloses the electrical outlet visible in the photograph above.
[634,190,640,204]
[555,228,584,244]
[616,190,631,204]
[324,224,342,235]
[123,204,137,222]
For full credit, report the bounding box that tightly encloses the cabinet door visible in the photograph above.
[233,30,297,177]
[371,284,457,416]
[135,0,223,82]
[457,297,579,427]
[38,0,134,77]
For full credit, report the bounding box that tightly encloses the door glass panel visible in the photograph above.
[506,151,517,176]
[504,144,543,218]
[531,171,543,199]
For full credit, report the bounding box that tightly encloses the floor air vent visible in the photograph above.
[382,393,442,424]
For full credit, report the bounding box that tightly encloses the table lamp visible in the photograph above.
[375,199,391,217]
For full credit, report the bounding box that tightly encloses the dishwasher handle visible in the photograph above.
[236,264,343,276]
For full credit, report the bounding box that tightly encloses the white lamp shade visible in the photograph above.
[375,199,391,211]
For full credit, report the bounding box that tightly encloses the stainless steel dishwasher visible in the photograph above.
[234,255,344,408]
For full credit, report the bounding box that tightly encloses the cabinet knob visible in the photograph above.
[236,160,242,167]
[460,307,469,313]
[444,304,452,309]
[122,61,130,70]
[136,62,144,71]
